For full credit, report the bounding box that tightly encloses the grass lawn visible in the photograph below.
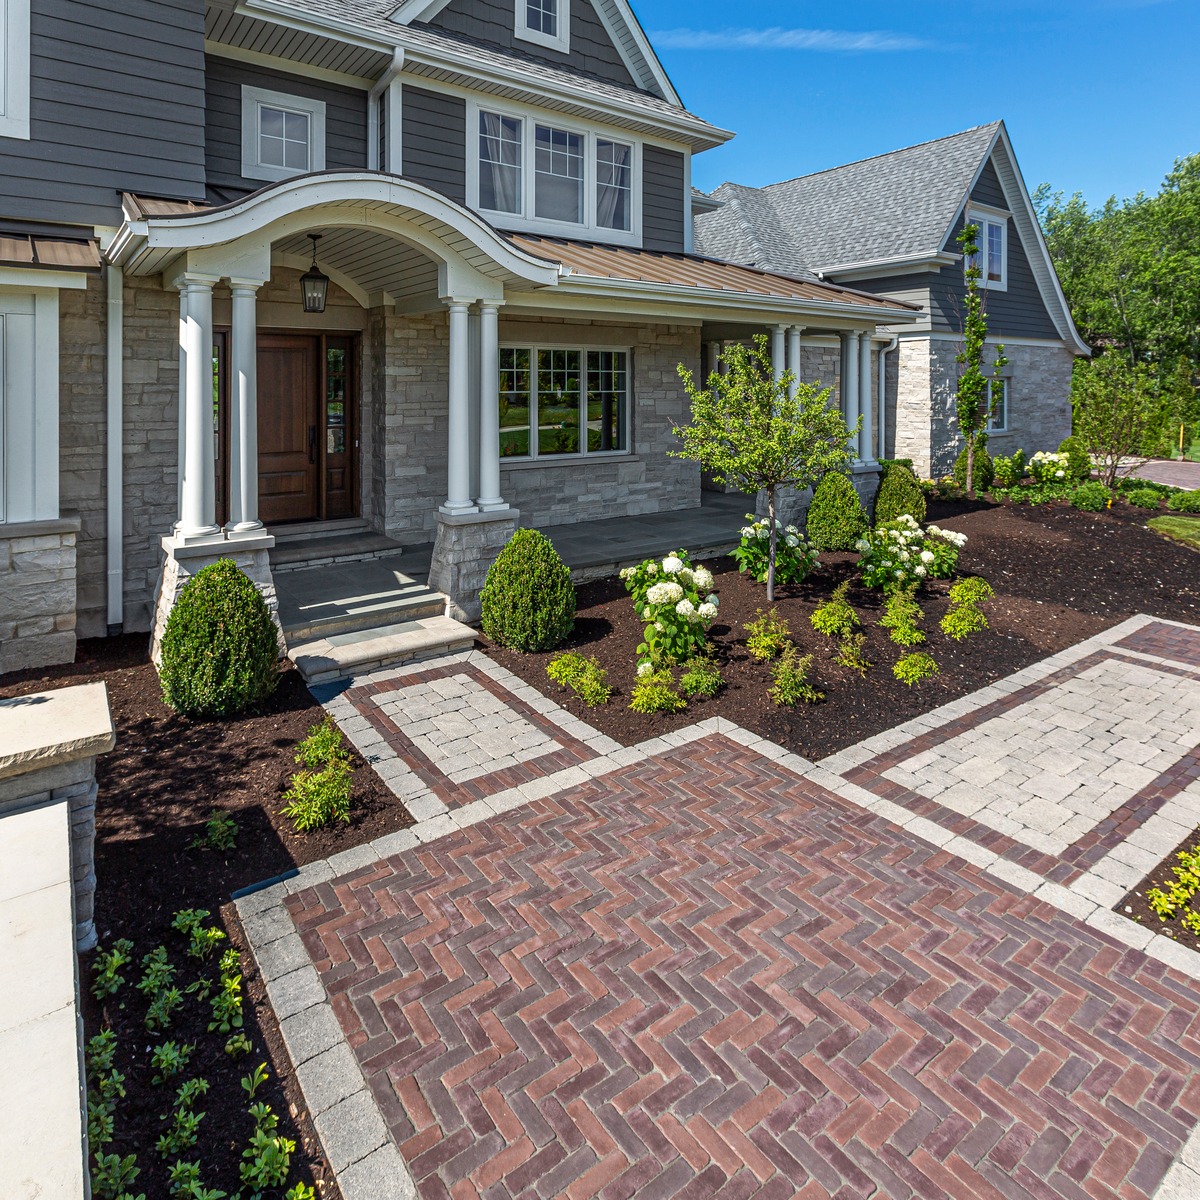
[1149,514,1200,550]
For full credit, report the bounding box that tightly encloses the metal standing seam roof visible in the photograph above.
[0,234,101,271]
[696,122,1003,273]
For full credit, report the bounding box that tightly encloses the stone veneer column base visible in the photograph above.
[428,508,520,624]
[850,461,883,517]
[755,487,812,529]
[0,515,80,675]
[150,532,280,667]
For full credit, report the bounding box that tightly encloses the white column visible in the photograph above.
[476,300,505,511]
[705,340,721,382]
[228,282,263,534]
[786,326,803,398]
[179,276,219,539]
[175,286,188,531]
[442,299,478,516]
[771,325,787,382]
[843,331,861,455]
[858,331,875,464]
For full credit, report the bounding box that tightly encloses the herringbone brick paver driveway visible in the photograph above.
[286,735,1200,1200]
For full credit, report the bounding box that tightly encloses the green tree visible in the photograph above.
[673,335,859,601]
[1072,355,1157,487]
[955,221,1008,497]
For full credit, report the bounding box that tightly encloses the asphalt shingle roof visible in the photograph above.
[696,122,1002,274]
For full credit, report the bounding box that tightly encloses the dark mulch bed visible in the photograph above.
[1122,825,1200,955]
[0,640,413,1200]
[486,498,1200,762]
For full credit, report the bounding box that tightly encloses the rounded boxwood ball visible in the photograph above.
[480,529,575,652]
[160,559,279,718]
[873,461,927,526]
[806,471,869,552]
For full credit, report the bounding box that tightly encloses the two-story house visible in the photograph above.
[0,0,920,674]
[695,122,1091,480]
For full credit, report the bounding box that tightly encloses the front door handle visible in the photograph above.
[308,425,317,464]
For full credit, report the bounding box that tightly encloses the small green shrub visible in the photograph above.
[92,938,135,999]
[806,472,868,552]
[679,656,724,698]
[187,810,237,853]
[745,608,792,660]
[150,1041,194,1086]
[873,462,927,526]
[992,449,1027,488]
[294,716,352,771]
[940,576,995,641]
[769,645,823,706]
[1146,845,1200,936]
[894,651,940,686]
[546,652,612,707]
[1126,487,1164,510]
[1058,435,1091,482]
[171,910,225,960]
[281,761,351,832]
[629,668,686,714]
[1168,489,1200,513]
[160,559,278,718]
[880,588,925,647]
[811,579,859,638]
[836,632,871,677]
[480,529,575,652]
[953,444,995,492]
[1070,481,1112,511]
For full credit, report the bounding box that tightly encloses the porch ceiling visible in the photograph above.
[273,227,439,302]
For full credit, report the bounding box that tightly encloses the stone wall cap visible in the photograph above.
[0,682,116,781]
[0,514,82,538]
[435,508,520,528]
[162,533,276,558]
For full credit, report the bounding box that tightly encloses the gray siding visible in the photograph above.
[401,86,467,205]
[425,0,637,90]
[927,158,1059,339]
[205,56,367,202]
[0,0,206,227]
[642,145,685,253]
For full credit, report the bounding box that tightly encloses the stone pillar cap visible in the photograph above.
[0,682,116,781]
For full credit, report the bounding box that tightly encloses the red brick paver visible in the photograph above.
[286,736,1200,1200]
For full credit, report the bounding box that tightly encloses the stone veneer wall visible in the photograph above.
[0,518,79,673]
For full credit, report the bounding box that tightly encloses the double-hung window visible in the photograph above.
[473,104,640,242]
[241,86,326,183]
[499,346,630,460]
[515,0,569,52]
[985,377,1008,432]
[966,207,1008,289]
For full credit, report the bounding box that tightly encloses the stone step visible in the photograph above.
[270,518,370,545]
[281,584,446,641]
[270,531,405,573]
[287,614,478,685]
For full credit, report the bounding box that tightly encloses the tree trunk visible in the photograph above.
[966,437,976,500]
[767,486,777,603]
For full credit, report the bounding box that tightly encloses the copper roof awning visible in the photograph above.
[505,234,918,314]
[122,193,209,221]
[0,234,101,272]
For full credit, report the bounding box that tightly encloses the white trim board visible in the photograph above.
[0,0,31,141]
[240,84,327,183]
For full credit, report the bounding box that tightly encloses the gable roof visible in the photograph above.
[696,121,1090,354]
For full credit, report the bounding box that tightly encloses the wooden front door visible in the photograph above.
[258,333,321,524]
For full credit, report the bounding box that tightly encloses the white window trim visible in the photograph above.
[240,85,326,184]
[967,205,1008,292]
[0,0,32,140]
[467,97,642,246]
[514,0,570,54]
[499,343,633,463]
[986,376,1009,433]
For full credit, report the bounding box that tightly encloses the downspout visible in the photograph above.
[105,264,124,634]
[877,334,899,463]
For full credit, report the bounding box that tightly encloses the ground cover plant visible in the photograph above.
[281,716,354,832]
[546,651,612,706]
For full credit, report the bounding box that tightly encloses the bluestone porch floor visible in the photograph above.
[242,616,1200,1200]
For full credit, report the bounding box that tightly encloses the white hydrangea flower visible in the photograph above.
[637,662,653,677]
[920,550,935,565]
[678,568,695,587]
[756,526,769,540]
[915,565,927,578]
[693,567,714,591]
[647,562,658,576]
[646,581,684,606]
[654,621,665,632]
[785,534,799,548]
[1055,470,1065,479]
[675,598,696,618]
[855,538,871,553]
[786,525,799,535]
[662,555,684,574]
[740,527,755,538]
[619,567,633,580]
[899,550,911,563]
[698,602,718,621]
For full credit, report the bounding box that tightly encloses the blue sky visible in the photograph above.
[643,0,1198,207]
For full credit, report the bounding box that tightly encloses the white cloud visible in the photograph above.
[648,26,937,53]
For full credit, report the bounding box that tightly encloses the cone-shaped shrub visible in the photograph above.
[806,472,868,552]
[873,461,927,525]
[953,444,994,492]
[480,529,575,652]
[160,559,278,718]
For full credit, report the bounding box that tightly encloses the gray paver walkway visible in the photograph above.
[1128,459,1200,490]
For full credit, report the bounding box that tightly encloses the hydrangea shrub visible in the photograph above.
[1027,450,1071,485]
[732,515,817,586]
[621,551,718,670]
[856,514,966,592]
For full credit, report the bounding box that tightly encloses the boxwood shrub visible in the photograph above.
[160,559,279,718]
[480,528,575,652]
[873,461,927,526]
[952,444,995,493]
[806,472,868,552]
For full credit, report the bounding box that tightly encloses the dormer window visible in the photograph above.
[241,86,326,184]
[966,206,1008,290]
[515,0,570,53]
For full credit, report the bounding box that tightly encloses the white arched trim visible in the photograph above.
[270,252,373,309]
